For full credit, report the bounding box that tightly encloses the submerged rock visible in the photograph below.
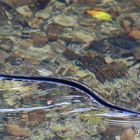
[108,34,140,50]
[16,5,33,17]
[5,0,50,9]
[89,34,140,58]
[121,128,135,140]
[93,61,128,82]
[53,15,77,27]
[121,17,134,33]
[128,29,140,40]
[72,30,93,44]
[32,35,48,48]
[6,0,34,7]
[79,53,106,70]
[6,124,30,137]
[63,48,80,60]
[134,0,140,7]
[35,7,51,19]
[122,46,140,66]
[46,23,64,40]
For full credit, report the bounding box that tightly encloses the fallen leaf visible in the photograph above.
[87,10,112,20]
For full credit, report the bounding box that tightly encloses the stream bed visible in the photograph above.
[0,0,140,139]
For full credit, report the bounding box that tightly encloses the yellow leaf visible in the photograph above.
[87,10,112,21]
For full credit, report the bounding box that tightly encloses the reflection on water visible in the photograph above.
[0,80,139,140]
[0,0,140,139]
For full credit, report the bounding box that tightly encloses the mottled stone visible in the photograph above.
[122,17,134,33]
[53,15,77,27]
[32,35,48,48]
[93,62,128,82]
[16,5,33,17]
[129,29,140,40]
[28,17,43,28]
[10,0,33,7]
[63,48,80,60]
[35,7,51,19]
[29,110,45,124]
[6,124,30,137]
[133,47,140,60]
[79,53,106,69]
[121,128,135,140]
[46,24,64,40]
[134,0,140,7]
[73,31,93,44]
[109,35,140,50]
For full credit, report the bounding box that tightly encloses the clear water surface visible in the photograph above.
[0,0,140,139]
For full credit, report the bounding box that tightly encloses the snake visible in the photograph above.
[0,74,139,116]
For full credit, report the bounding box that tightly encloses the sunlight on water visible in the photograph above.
[0,80,139,139]
[0,0,140,139]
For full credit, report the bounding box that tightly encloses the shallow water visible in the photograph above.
[0,0,140,139]
[0,80,140,140]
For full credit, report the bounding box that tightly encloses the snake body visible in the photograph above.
[0,74,139,116]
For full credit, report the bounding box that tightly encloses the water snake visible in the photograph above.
[0,74,139,116]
